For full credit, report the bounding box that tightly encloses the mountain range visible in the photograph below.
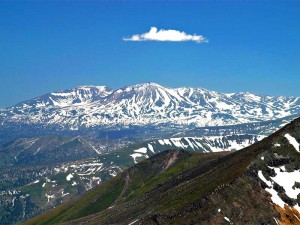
[1,82,300,224]
[25,117,300,225]
[1,82,299,131]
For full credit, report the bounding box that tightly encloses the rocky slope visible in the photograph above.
[1,83,299,130]
[24,117,300,225]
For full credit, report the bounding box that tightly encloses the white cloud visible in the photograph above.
[123,27,208,43]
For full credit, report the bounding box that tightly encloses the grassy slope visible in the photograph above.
[79,139,272,225]
[24,150,229,225]
[24,118,300,225]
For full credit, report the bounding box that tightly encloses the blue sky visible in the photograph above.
[0,1,300,108]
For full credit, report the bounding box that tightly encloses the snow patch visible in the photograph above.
[274,218,280,225]
[258,166,300,210]
[12,197,16,206]
[148,144,155,153]
[270,167,300,199]
[134,147,147,154]
[130,153,144,164]
[45,193,55,202]
[284,134,300,152]
[265,187,286,208]
[158,140,165,145]
[66,174,74,181]
[224,217,231,222]
[61,192,69,197]
[258,170,272,187]
[128,219,139,225]
[34,147,41,155]
[109,170,117,177]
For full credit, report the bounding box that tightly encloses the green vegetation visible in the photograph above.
[23,150,230,225]
[24,118,300,225]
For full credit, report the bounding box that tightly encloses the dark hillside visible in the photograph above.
[24,117,300,225]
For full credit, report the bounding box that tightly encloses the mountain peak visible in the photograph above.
[74,85,113,91]
[131,82,165,89]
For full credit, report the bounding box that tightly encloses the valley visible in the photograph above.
[24,117,300,225]
[0,83,299,224]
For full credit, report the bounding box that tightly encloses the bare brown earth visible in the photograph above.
[275,205,300,225]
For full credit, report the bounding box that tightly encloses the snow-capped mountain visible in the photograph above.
[1,82,300,130]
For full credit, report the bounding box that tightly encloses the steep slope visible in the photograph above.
[23,150,230,225]
[0,134,262,225]
[1,83,299,130]
[24,117,300,225]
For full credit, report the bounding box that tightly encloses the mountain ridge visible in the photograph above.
[0,133,263,225]
[23,116,300,225]
[1,82,299,131]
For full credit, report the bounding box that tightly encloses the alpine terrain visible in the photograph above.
[1,83,299,131]
[2,1,299,225]
[0,83,299,224]
[0,134,261,224]
[24,117,300,225]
